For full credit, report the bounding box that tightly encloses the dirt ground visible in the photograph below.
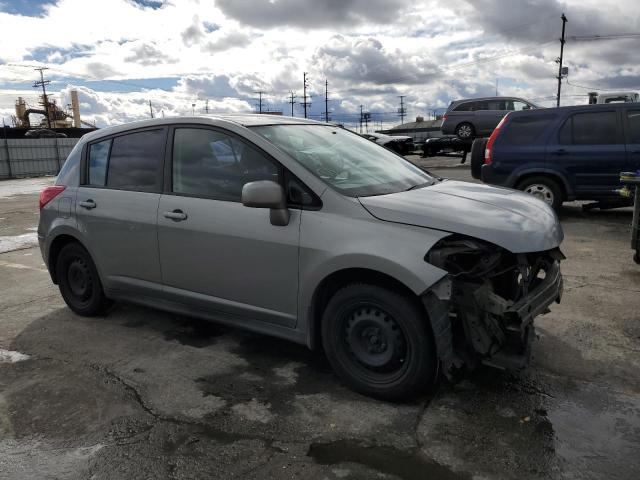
[0,164,638,480]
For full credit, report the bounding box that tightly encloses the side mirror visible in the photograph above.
[522,105,531,110]
[241,180,290,226]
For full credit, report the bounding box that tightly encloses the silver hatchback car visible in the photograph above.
[38,115,564,400]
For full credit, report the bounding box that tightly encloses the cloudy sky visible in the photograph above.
[0,0,638,129]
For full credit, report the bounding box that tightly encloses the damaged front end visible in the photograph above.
[423,235,564,379]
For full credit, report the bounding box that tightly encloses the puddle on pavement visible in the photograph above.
[308,439,470,480]
[163,318,227,348]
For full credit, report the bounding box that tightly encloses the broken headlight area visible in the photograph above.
[423,235,564,379]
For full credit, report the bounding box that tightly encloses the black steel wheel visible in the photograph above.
[56,242,111,316]
[321,284,436,401]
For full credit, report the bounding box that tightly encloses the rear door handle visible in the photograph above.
[79,199,96,209]
[553,149,568,156]
[163,209,187,221]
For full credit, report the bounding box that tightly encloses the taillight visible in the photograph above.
[442,113,448,121]
[484,115,508,165]
[39,185,65,210]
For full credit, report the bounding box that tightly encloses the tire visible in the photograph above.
[321,284,437,401]
[516,176,564,211]
[470,138,488,179]
[455,122,475,139]
[56,242,111,316]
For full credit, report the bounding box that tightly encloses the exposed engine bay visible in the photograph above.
[423,235,564,379]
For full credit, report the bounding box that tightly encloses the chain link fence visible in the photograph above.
[0,138,79,179]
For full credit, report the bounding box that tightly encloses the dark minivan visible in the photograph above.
[473,103,640,209]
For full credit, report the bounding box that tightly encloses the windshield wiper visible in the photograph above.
[405,182,431,191]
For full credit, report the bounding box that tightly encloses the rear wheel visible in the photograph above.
[517,176,564,210]
[321,284,436,401]
[56,243,111,316]
[455,122,475,139]
[470,138,488,179]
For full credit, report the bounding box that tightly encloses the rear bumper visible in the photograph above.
[480,164,512,187]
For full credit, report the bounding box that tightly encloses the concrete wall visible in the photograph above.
[0,138,79,179]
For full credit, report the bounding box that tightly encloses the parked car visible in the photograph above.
[422,135,471,157]
[39,115,564,400]
[24,129,67,138]
[361,132,414,155]
[442,97,539,139]
[471,103,640,210]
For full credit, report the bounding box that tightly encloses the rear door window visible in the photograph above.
[454,102,475,112]
[88,139,110,186]
[558,111,620,145]
[626,110,640,143]
[500,115,555,145]
[106,129,165,192]
[171,128,280,201]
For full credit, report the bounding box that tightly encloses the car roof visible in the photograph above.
[80,114,332,143]
[508,102,633,118]
[451,96,528,105]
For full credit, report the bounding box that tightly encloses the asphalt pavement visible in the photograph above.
[0,166,638,480]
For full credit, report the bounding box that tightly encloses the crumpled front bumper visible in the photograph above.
[423,259,563,378]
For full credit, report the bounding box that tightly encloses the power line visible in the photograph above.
[566,78,640,92]
[569,33,640,41]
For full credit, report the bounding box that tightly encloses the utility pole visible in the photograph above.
[324,79,330,123]
[205,99,209,114]
[359,105,363,133]
[300,72,311,119]
[288,91,296,117]
[254,91,264,113]
[495,78,499,96]
[33,67,51,128]
[556,13,568,107]
[192,103,195,115]
[148,100,154,118]
[398,95,406,125]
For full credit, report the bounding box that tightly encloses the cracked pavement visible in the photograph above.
[1,167,639,479]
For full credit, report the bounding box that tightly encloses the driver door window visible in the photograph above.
[172,128,279,201]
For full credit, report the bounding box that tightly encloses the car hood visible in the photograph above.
[358,180,563,253]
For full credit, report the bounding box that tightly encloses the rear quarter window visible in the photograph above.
[55,141,82,186]
[558,111,619,145]
[499,115,556,145]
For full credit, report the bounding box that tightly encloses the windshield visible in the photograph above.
[251,124,433,197]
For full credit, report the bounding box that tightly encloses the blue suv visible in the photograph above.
[471,103,640,209]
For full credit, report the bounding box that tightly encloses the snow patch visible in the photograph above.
[0,349,30,363]
[0,178,53,199]
[0,233,39,254]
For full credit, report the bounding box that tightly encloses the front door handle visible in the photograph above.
[163,209,187,221]
[79,199,96,209]
[553,149,568,156]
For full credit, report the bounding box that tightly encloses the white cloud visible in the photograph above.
[0,0,638,127]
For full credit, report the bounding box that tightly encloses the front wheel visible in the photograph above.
[321,284,437,401]
[56,242,111,316]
